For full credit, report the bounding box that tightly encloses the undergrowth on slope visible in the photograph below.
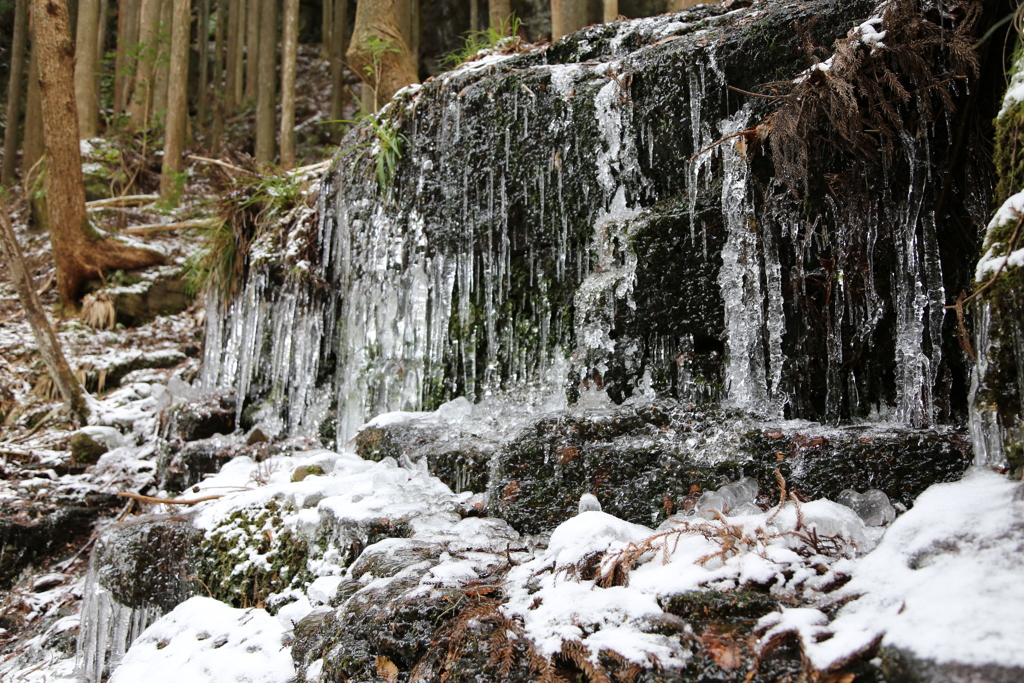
[441,15,524,70]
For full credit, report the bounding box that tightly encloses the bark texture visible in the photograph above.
[254,0,276,165]
[2,0,29,185]
[160,0,191,199]
[0,197,89,421]
[489,0,511,34]
[23,38,44,180]
[347,0,420,112]
[127,0,163,129]
[279,0,299,170]
[73,0,101,138]
[113,0,140,114]
[32,0,165,304]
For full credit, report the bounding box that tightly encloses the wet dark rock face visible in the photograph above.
[0,493,122,589]
[489,399,973,534]
[355,422,496,493]
[93,515,202,612]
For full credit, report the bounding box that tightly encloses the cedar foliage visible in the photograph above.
[765,0,983,194]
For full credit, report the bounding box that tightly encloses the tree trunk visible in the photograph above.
[198,0,211,124]
[211,0,226,146]
[244,0,259,101]
[31,0,165,305]
[161,0,191,200]
[347,0,419,113]
[488,0,510,35]
[0,198,89,422]
[279,0,298,170]
[550,0,562,40]
[225,0,240,108]
[603,0,617,23]
[322,0,333,60]
[74,0,102,138]
[23,35,44,182]
[2,0,29,185]
[151,0,173,121]
[254,0,276,165]
[113,0,140,114]
[329,0,348,134]
[551,0,585,40]
[470,0,478,33]
[127,0,163,129]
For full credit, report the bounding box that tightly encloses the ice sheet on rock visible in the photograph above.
[803,468,1024,671]
[108,597,294,683]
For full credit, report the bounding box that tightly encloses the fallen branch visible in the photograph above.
[85,194,159,210]
[124,218,217,235]
[295,159,332,175]
[117,491,224,506]
[187,154,257,176]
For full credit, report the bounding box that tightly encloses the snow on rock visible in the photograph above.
[503,499,872,670]
[975,190,1024,280]
[108,597,294,683]
[796,467,1024,671]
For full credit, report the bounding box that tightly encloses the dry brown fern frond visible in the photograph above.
[560,639,613,683]
[81,291,116,330]
[765,0,984,193]
[32,373,60,401]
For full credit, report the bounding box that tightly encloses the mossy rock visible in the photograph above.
[490,399,973,535]
[70,432,109,464]
[879,646,1024,683]
[354,422,496,494]
[163,393,237,442]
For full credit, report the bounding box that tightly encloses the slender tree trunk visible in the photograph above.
[347,0,419,113]
[550,0,562,40]
[244,0,259,101]
[161,0,191,200]
[127,0,162,129]
[329,0,348,135]
[321,0,333,60]
[113,0,140,114]
[231,0,245,105]
[551,0,585,40]
[23,37,44,180]
[0,198,89,421]
[74,0,102,138]
[198,0,211,124]
[32,0,164,305]
[211,0,226,146]
[254,0,276,165]
[603,0,617,23]
[488,0,510,34]
[151,0,172,121]
[279,0,298,170]
[225,0,240,108]
[470,0,478,33]
[2,0,29,185]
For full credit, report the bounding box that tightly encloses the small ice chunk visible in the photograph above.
[836,489,896,527]
[696,476,759,518]
[578,493,602,513]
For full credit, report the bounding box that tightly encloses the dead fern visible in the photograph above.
[765,0,983,193]
[81,291,117,330]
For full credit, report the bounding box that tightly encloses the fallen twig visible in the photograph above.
[117,491,224,506]
[85,194,159,210]
[123,218,217,235]
[188,154,258,176]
